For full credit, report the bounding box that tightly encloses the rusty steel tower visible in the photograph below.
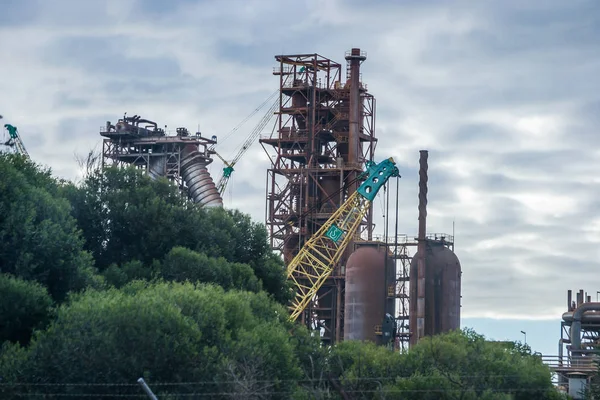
[260,49,377,344]
[101,114,222,208]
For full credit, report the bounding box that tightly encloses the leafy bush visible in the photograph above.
[0,273,53,345]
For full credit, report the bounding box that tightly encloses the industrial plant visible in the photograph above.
[95,48,464,353]
[553,289,600,395]
[4,46,596,397]
[100,116,223,208]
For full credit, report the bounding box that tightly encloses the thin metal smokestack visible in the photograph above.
[345,48,366,194]
[414,150,428,345]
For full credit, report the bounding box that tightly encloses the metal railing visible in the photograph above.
[345,50,367,59]
[542,355,598,372]
[369,233,454,245]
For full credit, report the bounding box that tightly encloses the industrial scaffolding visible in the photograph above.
[101,116,222,208]
[370,233,454,352]
[259,49,377,344]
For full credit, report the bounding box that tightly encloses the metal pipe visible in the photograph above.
[559,338,571,363]
[568,290,572,311]
[394,176,400,346]
[345,48,366,194]
[562,311,600,323]
[558,338,571,385]
[416,150,428,344]
[137,118,158,129]
[570,302,600,351]
[180,145,223,208]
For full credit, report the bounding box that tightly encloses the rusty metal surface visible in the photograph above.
[101,116,222,207]
[410,240,462,338]
[345,48,366,194]
[260,49,377,344]
[410,150,429,346]
[409,151,461,345]
[344,244,394,343]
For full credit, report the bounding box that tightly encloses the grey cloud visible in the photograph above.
[448,123,511,147]
[131,0,199,15]
[215,42,283,67]
[43,36,182,79]
[53,114,117,144]
[0,0,39,26]
[102,76,198,100]
[52,92,91,110]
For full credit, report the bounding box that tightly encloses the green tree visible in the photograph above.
[0,154,98,301]
[101,259,160,288]
[0,281,302,399]
[321,329,562,400]
[65,166,288,301]
[0,273,53,345]
[161,246,261,292]
[327,339,408,398]
[393,329,560,400]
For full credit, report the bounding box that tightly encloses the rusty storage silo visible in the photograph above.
[344,243,395,344]
[409,239,462,337]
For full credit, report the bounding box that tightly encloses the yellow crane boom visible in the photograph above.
[286,158,400,322]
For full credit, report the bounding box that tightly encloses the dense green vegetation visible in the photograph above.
[0,154,564,399]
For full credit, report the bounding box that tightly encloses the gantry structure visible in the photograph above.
[259,49,377,344]
[101,115,223,208]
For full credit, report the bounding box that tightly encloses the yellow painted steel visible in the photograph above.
[286,191,369,322]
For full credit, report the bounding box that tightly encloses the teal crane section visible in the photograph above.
[3,124,30,159]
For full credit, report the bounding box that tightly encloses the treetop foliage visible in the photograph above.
[0,153,565,399]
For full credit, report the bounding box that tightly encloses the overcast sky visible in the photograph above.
[1,0,599,355]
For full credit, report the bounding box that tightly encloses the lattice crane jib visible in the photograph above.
[3,124,30,159]
[286,158,400,322]
[216,99,279,196]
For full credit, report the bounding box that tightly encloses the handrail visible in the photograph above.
[541,355,598,371]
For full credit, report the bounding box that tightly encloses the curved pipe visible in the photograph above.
[137,118,157,129]
[180,145,223,208]
[570,302,600,351]
[562,311,600,324]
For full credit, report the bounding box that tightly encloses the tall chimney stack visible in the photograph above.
[345,48,366,193]
[410,150,429,346]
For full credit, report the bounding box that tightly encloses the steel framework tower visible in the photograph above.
[101,115,223,208]
[260,49,377,344]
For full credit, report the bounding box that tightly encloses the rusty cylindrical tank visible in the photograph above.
[344,245,395,343]
[409,240,461,337]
